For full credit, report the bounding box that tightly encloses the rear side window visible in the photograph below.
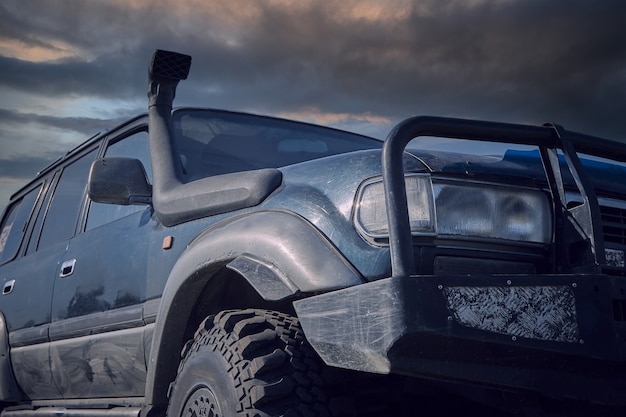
[37,149,97,250]
[0,185,41,264]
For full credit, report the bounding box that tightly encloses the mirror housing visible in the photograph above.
[88,157,152,205]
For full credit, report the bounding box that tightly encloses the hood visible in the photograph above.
[408,148,626,197]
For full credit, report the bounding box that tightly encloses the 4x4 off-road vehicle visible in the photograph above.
[0,50,625,416]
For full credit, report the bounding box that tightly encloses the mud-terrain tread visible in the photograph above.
[168,309,337,417]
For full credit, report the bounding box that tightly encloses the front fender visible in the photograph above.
[144,209,363,407]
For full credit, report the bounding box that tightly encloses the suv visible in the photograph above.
[0,50,625,416]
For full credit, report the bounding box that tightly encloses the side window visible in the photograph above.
[0,185,42,264]
[26,175,57,255]
[86,131,151,231]
[104,131,152,180]
[36,149,97,251]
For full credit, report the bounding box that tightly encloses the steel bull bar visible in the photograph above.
[294,116,626,406]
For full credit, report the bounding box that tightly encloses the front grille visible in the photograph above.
[601,205,626,246]
[434,256,536,275]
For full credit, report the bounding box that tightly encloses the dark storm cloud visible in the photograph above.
[0,55,143,99]
[2,0,626,141]
[211,0,626,139]
[1,0,626,156]
[0,108,126,136]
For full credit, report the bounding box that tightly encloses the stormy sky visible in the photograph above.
[1,0,625,212]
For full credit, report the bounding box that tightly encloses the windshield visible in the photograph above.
[172,109,382,182]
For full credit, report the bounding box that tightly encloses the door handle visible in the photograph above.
[3,280,15,295]
[60,259,76,278]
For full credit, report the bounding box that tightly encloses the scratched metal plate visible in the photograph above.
[443,285,579,343]
[606,248,625,268]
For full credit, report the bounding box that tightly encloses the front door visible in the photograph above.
[47,129,156,399]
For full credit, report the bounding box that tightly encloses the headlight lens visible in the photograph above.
[355,176,552,244]
[355,175,435,237]
[433,183,551,243]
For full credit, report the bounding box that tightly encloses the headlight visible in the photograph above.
[434,182,552,243]
[355,174,435,237]
[355,176,552,244]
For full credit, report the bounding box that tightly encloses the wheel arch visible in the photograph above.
[143,209,363,409]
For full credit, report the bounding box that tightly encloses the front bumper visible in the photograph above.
[293,274,626,406]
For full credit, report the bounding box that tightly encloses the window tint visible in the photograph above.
[86,131,151,230]
[0,185,41,263]
[37,149,97,250]
[104,131,151,180]
[172,110,382,181]
[26,176,56,255]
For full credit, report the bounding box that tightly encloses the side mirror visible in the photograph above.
[88,157,152,205]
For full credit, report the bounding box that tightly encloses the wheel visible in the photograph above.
[166,309,340,417]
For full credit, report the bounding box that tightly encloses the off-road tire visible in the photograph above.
[166,309,350,417]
